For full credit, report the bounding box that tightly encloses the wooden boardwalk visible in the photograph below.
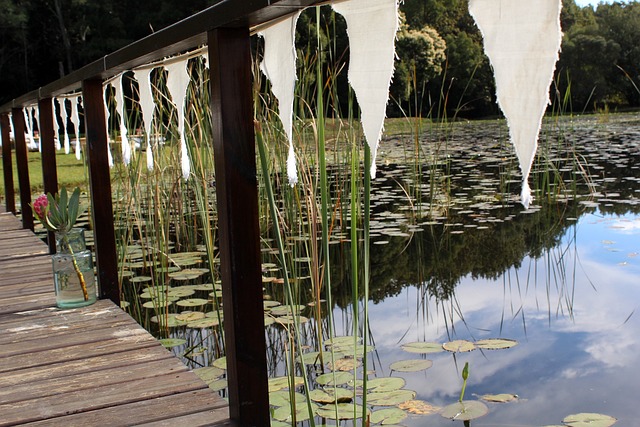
[0,207,232,426]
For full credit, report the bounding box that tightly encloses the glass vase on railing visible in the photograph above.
[52,228,97,308]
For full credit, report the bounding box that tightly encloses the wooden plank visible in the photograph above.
[11,108,34,230]
[0,293,56,316]
[208,27,269,426]
[0,371,210,426]
[0,345,175,387]
[136,410,236,427]
[38,97,59,254]
[0,357,188,405]
[81,79,120,306]
[1,113,15,213]
[20,389,229,427]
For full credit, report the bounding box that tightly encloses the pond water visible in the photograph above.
[324,114,640,426]
[131,113,639,426]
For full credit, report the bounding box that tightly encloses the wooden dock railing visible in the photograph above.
[0,1,325,425]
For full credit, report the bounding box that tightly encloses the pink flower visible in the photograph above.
[33,194,48,219]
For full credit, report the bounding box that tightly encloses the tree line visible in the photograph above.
[1,0,639,118]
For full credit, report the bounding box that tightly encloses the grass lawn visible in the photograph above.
[0,150,88,206]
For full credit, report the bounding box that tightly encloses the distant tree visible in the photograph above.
[0,0,30,103]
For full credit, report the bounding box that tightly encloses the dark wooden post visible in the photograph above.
[38,98,59,254]
[11,108,34,230]
[1,113,16,213]
[208,28,269,426]
[81,79,120,306]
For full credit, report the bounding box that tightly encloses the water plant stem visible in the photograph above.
[61,234,89,301]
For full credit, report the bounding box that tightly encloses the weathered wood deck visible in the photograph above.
[0,207,232,426]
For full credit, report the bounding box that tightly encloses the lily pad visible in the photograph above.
[316,371,354,386]
[480,393,518,403]
[212,356,226,370]
[176,298,209,307]
[175,312,205,322]
[159,338,186,348]
[269,390,307,407]
[475,338,518,350]
[325,336,361,347]
[367,389,416,406]
[193,366,225,383]
[268,375,304,392]
[562,413,617,427]
[389,359,433,372]
[401,342,444,354]
[440,400,489,421]
[316,403,368,420]
[272,400,318,422]
[398,399,440,415]
[328,357,361,371]
[207,378,227,391]
[370,407,407,425]
[367,377,406,392]
[443,340,476,353]
[309,388,354,404]
[187,317,221,328]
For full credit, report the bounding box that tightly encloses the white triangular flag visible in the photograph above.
[114,74,132,165]
[70,97,82,160]
[60,99,71,154]
[259,12,303,186]
[23,107,37,150]
[53,98,61,150]
[332,0,399,178]
[102,85,114,168]
[133,68,156,171]
[469,0,563,208]
[165,60,191,180]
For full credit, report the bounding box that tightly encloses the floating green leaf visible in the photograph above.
[440,400,489,421]
[272,400,318,422]
[443,340,476,353]
[401,342,444,354]
[269,390,307,407]
[480,393,518,403]
[316,371,354,386]
[367,389,416,406]
[193,366,225,383]
[207,378,227,391]
[389,359,433,372]
[212,356,226,370]
[268,375,304,392]
[176,298,209,307]
[324,336,361,347]
[187,317,221,328]
[159,338,186,348]
[316,403,368,420]
[367,377,405,392]
[309,388,354,404]
[370,407,407,424]
[475,338,518,350]
[562,413,617,427]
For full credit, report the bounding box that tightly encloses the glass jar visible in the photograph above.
[52,228,97,308]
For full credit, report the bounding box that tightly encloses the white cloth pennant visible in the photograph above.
[33,106,41,152]
[469,0,562,208]
[332,0,399,179]
[70,97,82,160]
[165,60,191,180]
[102,84,114,168]
[114,74,132,165]
[53,98,61,150]
[60,99,71,154]
[23,107,37,150]
[259,12,302,187]
[133,68,156,171]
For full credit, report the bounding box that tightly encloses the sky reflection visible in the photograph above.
[359,211,640,426]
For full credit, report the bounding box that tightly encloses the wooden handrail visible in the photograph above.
[0,0,324,112]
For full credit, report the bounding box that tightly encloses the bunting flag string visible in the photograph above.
[469,0,563,208]
[114,74,132,165]
[70,97,82,160]
[332,0,399,179]
[133,68,156,171]
[259,12,302,186]
[165,60,192,180]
